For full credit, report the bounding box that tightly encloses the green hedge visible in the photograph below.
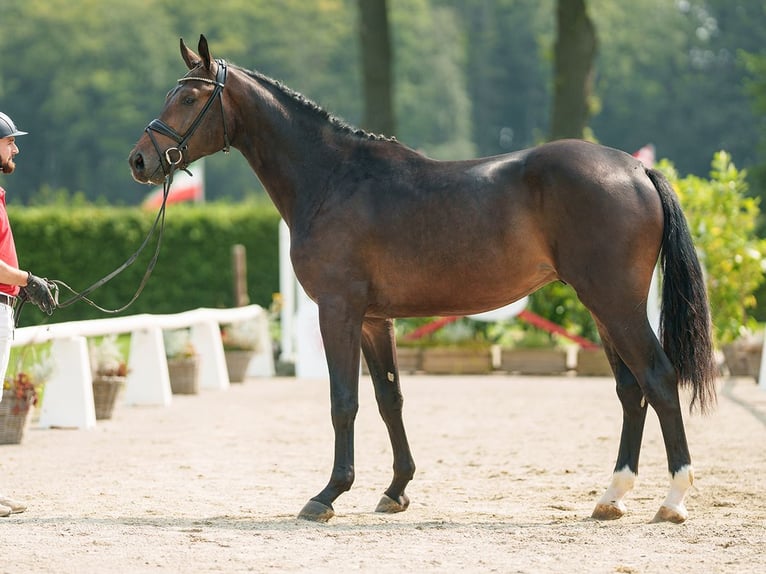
[9,203,281,327]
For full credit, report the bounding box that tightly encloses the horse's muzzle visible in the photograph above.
[128,149,162,185]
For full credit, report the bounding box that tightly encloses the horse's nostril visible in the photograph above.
[132,152,145,171]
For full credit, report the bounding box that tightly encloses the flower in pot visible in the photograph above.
[90,335,129,378]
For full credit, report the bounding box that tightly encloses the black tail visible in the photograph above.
[646,168,717,413]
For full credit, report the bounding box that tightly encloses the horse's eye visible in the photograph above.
[182,96,195,106]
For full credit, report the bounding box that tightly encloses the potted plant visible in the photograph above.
[1,372,38,444]
[221,320,261,383]
[164,329,200,395]
[89,335,128,420]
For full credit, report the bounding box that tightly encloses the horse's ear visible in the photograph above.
[180,38,200,70]
[198,34,213,71]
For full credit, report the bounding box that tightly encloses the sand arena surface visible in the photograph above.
[1,374,765,573]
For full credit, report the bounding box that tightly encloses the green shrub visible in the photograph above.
[10,202,281,326]
[660,152,766,344]
[524,152,766,348]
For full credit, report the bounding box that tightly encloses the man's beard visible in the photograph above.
[0,157,15,174]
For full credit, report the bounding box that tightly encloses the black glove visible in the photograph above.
[20,272,56,315]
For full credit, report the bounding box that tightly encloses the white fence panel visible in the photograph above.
[12,305,274,429]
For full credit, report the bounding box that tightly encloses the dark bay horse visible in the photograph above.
[129,36,716,524]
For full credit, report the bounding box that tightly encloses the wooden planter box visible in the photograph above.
[421,347,493,375]
[722,340,761,380]
[576,348,613,377]
[500,348,568,375]
[361,347,423,376]
[395,347,423,374]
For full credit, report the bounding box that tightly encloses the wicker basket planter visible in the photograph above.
[92,376,125,420]
[0,389,33,445]
[224,350,255,383]
[168,356,200,395]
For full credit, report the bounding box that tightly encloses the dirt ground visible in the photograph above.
[1,373,765,573]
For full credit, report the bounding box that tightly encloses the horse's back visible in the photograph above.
[297,139,664,318]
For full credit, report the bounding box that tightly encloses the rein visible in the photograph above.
[50,173,173,313]
[16,60,230,324]
[14,174,174,327]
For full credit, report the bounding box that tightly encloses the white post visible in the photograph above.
[125,326,172,406]
[758,328,766,390]
[191,320,230,390]
[279,219,295,363]
[247,311,276,377]
[38,337,96,430]
[294,284,328,379]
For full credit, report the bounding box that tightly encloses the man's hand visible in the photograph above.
[20,272,56,315]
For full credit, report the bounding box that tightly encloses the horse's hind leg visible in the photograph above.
[361,317,415,514]
[591,333,649,520]
[591,312,693,523]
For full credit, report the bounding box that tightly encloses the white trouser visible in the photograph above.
[0,304,14,404]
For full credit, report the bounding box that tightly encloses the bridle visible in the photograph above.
[145,58,231,177]
[17,60,232,325]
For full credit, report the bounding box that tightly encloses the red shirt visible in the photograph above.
[0,187,20,296]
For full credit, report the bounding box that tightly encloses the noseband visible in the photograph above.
[145,59,230,178]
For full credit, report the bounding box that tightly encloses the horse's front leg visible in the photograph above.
[298,295,364,523]
[361,317,415,514]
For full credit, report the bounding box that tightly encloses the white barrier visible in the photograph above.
[758,329,766,390]
[12,305,274,429]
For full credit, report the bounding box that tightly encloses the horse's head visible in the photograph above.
[129,35,230,185]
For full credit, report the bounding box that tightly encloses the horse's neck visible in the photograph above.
[233,77,343,227]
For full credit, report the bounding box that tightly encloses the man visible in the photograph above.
[0,111,56,517]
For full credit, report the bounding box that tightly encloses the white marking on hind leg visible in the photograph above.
[592,466,636,519]
[653,465,693,523]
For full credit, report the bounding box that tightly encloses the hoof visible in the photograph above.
[591,502,626,521]
[651,505,687,524]
[298,500,335,523]
[375,493,410,514]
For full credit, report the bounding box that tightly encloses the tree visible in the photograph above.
[357,0,396,136]
[444,0,553,157]
[549,0,597,141]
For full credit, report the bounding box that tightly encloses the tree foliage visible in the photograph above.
[10,202,281,326]
[660,153,766,343]
[1,0,764,205]
[2,0,766,337]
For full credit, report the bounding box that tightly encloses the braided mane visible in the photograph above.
[237,65,395,143]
